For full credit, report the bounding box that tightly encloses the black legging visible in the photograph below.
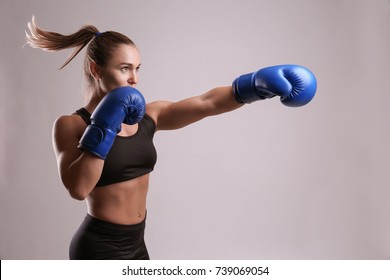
[69,214,149,260]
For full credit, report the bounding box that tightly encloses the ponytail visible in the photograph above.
[25,15,99,69]
[25,16,136,88]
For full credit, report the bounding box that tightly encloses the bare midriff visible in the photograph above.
[87,173,149,225]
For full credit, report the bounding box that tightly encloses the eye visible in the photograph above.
[121,66,130,72]
[136,66,141,72]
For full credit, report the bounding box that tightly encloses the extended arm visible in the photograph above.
[148,64,317,131]
[149,86,243,131]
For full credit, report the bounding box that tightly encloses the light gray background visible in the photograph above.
[1,0,389,260]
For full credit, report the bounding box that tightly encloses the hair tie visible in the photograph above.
[95,32,103,37]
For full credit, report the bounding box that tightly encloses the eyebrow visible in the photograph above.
[120,63,141,68]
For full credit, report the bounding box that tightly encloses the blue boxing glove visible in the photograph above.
[232,65,317,107]
[78,86,146,159]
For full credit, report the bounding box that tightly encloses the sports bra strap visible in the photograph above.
[75,108,91,125]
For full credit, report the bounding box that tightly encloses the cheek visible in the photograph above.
[101,73,128,91]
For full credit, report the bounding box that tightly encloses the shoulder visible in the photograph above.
[146,101,173,130]
[52,113,87,149]
[53,113,85,133]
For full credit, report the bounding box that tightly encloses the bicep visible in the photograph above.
[154,97,209,131]
[149,86,242,131]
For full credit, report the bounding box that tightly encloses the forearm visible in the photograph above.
[202,86,244,116]
[62,152,104,200]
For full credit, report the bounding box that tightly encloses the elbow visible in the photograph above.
[59,165,98,201]
[68,189,88,201]
[63,180,90,201]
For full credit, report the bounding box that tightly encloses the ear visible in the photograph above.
[89,61,102,80]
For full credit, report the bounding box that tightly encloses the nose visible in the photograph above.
[128,70,138,87]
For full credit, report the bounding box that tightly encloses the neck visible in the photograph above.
[84,89,105,113]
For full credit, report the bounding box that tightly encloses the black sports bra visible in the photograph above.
[75,108,157,187]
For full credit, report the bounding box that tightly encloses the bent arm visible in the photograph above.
[52,116,104,200]
[149,86,243,131]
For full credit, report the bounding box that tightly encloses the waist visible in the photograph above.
[88,175,149,225]
[84,213,146,232]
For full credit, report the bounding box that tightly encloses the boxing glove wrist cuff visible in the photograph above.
[78,125,117,160]
[232,73,268,104]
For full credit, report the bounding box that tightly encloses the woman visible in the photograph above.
[25,16,316,260]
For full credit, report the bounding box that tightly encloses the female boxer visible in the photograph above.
[25,16,316,260]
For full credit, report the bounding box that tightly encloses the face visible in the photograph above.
[95,44,141,93]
